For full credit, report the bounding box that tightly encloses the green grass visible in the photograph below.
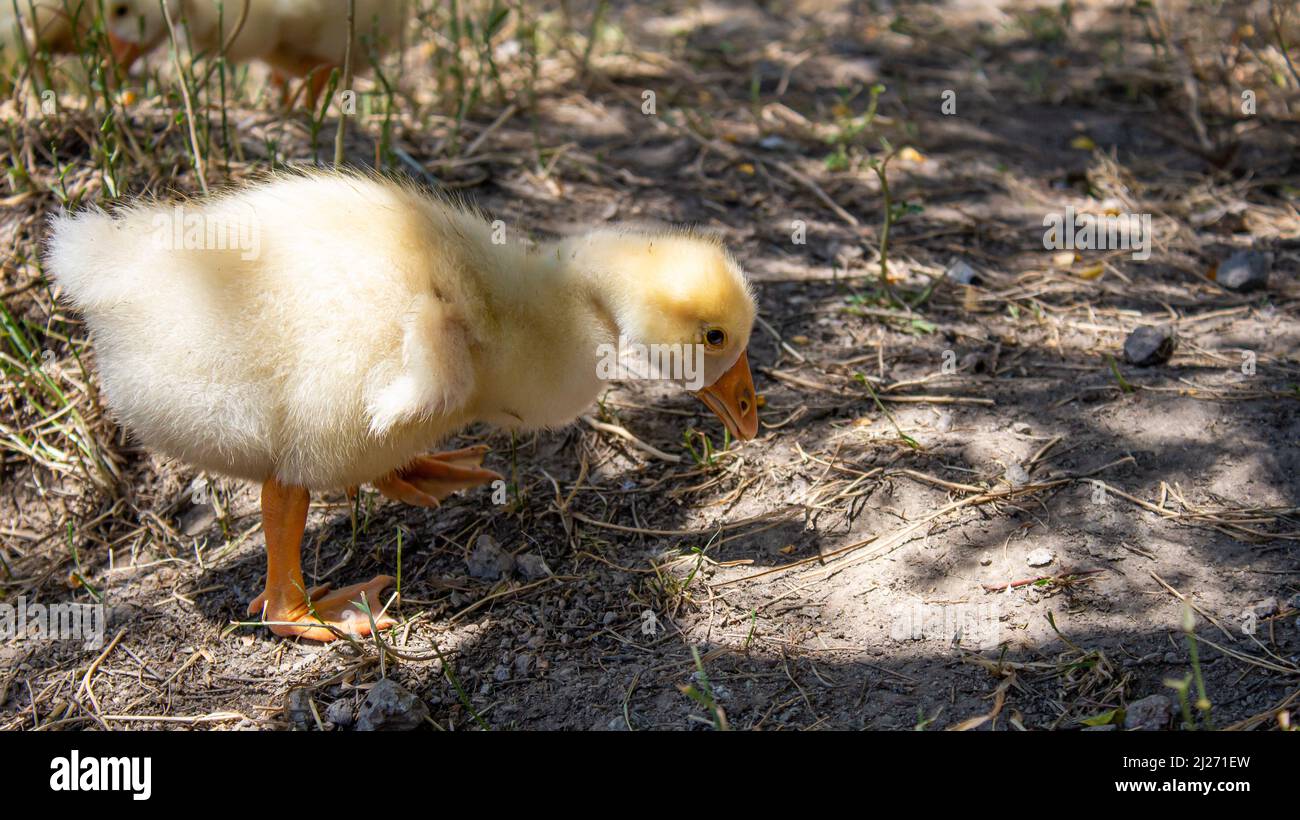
[681,645,729,730]
[0,296,115,491]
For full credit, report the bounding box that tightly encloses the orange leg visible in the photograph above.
[270,68,292,109]
[301,62,338,112]
[374,445,503,508]
[268,60,336,112]
[246,478,396,642]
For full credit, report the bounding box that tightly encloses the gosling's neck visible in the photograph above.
[466,235,624,431]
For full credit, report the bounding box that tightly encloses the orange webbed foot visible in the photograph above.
[374,445,503,508]
[248,575,397,642]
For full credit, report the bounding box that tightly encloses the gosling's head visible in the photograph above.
[575,230,759,440]
[102,0,174,68]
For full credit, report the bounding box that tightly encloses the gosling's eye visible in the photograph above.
[113,4,129,17]
[704,328,726,349]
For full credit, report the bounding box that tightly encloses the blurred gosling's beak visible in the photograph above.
[694,350,759,441]
[107,32,143,70]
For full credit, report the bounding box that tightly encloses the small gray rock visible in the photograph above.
[178,503,217,537]
[286,688,314,731]
[1248,597,1278,618]
[1026,548,1054,567]
[946,259,980,285]
[1005,463,1030,487]
[962,351,991,373]
[468,534,514,581]
[692,671,731,702]
[1124,694,1173,731]
[493,664,510,682]
[449,590,472,608]
[515,552,552,581]
[1124,325,1177,366]
[1011,421,1031,434]
[758,135,792,151]
[625,139,693,170]
[831,243,864,263]
[325,698,355,728]
[1217,250,1271,292]
[356,679,429,731]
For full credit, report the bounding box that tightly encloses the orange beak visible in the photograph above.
[107,31,143,71]
[694,350,759,441]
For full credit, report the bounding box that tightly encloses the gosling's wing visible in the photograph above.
[365,292,476,437]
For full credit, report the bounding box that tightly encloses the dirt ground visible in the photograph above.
[2,0,1298,730]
